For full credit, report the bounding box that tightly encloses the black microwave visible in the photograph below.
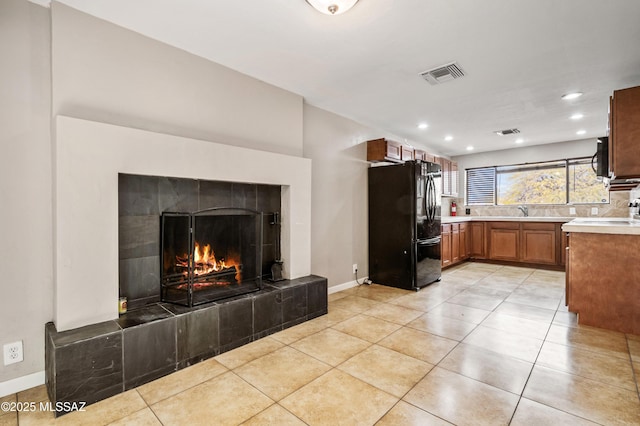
[595,136,609,178]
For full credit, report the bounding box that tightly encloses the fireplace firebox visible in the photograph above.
[161,207,263,306]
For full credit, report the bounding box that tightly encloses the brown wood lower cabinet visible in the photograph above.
[567,232,640,334]
[443,220,566,269]
[469,222,485,258]
[521,223,557,265]
[488,222,520,261]
[441,224,452,267]
[459,223,469,260]
[441,222,469,268]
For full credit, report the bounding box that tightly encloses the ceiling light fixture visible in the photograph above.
[562,92,583,100]
[444,135,453,141]
[570,113,584,120]
[576,130,587,135]
[466,146,474,151]
[418,123,428,130]
[305,0,359,15]
[515,138,524,144]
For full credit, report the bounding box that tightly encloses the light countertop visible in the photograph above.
[561,217,640,235]
[441,216,574,224]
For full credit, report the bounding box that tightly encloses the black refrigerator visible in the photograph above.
[368,160,442,290]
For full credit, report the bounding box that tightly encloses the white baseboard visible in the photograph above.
[0,370,45,398]
[328,277,369,294]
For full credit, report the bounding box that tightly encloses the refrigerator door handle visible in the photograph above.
[427,175,436,222]
[418,236,441,246]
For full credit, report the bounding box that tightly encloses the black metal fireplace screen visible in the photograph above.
[161,207,263,306]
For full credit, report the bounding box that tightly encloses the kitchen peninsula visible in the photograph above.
[563,218,640,334]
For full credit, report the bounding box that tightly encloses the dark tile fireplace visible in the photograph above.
[118,174,281,310]
[45,173,327,416]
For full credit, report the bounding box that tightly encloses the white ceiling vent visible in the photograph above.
[420,62,466,85]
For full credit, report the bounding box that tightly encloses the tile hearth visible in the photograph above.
[8,263,640,425]
[45,276,327,416]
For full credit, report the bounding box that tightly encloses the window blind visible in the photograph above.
[466,167,495,205]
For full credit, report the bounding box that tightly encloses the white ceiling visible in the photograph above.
[44,0,640,155]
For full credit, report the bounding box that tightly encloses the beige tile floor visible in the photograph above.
[3,263,640,425]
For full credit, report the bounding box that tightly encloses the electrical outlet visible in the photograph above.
[4,341,24,366]
[591,207,599,215]
[569,207,576,215]
[353,264,358,274]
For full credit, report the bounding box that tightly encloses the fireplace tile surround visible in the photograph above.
[119,173,281,309]
[46,275,327,415]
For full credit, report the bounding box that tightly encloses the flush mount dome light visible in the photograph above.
[306,0,359,15]
[444,135,453,141]
[562,92,583,100]
[571,113,584,120]
[418,123,429,130]
[576,130,587,135]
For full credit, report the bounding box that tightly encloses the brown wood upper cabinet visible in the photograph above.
[609,85,640,180]
[414,149,436,163]
[367,138,402,162]
[435,157,458,196]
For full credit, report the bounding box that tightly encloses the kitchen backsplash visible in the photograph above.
[442,189,635,218]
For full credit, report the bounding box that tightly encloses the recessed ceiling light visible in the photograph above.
[570,113,584,120]
[444,135,453,141]
[515,138,524,144]
[576,130,587,135]
[562,92,583,100]
[466,146,474,151]
[418,123,428,130]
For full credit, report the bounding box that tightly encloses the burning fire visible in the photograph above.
[176,242,240,278]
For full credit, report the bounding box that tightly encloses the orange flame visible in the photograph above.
[176,242,240,280]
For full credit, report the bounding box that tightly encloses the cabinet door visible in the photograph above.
[386,140,403,161]
[442,159,452,195]
[611,86,640,179]
[450,161,458,196]
[424,153,436,163]
[414,149,426,161]
[459,223,469,260]
[521,229,556,265]
[488,223,519,261]
[469,222,485,258]
[451,224,460,264]
[401,145,414,161]
[441,224,452,267]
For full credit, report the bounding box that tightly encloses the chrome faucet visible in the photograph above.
[518,205,529,217]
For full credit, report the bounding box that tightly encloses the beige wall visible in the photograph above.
[0,0,52,384]
[51,2,304,157]
[303,104,410,288]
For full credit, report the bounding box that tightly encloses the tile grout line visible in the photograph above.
[624,336,640,400]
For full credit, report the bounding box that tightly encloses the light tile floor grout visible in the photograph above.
[8,262,640,425]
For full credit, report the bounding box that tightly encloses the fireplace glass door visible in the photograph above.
[161,207,263,306]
